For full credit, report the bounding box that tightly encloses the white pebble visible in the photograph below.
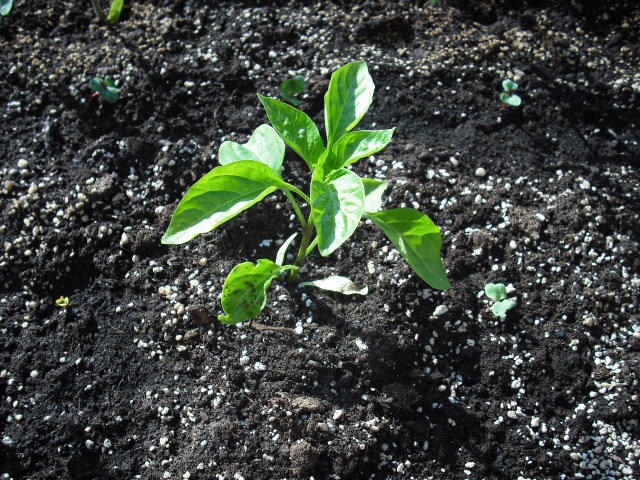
[17,159,29,168]
[433,305,448,317]
[254,362,267,371]
[475,167,487,177]
[333,409,344,421]
[29,370,39,378]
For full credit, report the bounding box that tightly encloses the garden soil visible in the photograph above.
[1,1,639,479]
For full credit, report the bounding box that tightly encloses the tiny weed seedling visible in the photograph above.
[162,61,451,325]
[55,296,70,309]
[0,0,13,19]
[280,75,306,106]
[500,79,522,107]
[89,76,120,103]
[485,283,517,318]
[90,0,124,24]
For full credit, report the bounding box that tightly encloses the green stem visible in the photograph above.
[289,215,315,283]
[90,0,106,22]
[283,190,306,229]
[288,186,311,205]
[305,237,318,257]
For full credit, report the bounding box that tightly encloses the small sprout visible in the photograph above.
[55,296,70,309]
[429,0,439,6]
[90,0,124,24]
[500,79,522,107]
[484,283,517,318]
[0,0,13,18]
[280,75,306,106]
[89,76,120,103]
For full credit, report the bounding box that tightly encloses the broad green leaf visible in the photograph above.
[484,283,507,302]
[324,61,375,146]
[502,79,518,92]
[162,161,290,245]
[311,168,364,256]
[219,124,285,174]
[366,208,451,290]
[275,232,297,266]
[299,276,368,295]
[257,94,324,169]
[491,299,517,319]
[362,178,388,213]
[108,0,124,23]
[324,128,394,171]
[0,0,13,16]
[280,75,306,106]
[219,259,296,324]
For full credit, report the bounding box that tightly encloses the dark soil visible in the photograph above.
[2,1,639,479]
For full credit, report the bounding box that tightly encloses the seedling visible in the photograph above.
[55,296,70,309]
[89,76,120,103]
[484,283,517,318]
[162,61,451,325]
[280,75,306,106]
[90,0,124,23]
[500,79,522,107]
[0,0,13,19]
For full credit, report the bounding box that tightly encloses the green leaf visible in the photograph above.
[0,0,13,16]
[89,77,105,93]
[280,75,306,106]
[257,94,324,169]
[275,232,297,266]
[484,283,507,302]
[219,124,285,174]
[366,208,451,290]
[102,86,120,103]
[108,0,124,23]
[299,276,368,295]
[162,161,290,245]
[504,93,522,107]
[219,259,296,324]
[362,178,388,213]
[324,128,394,171]
[502,79,518,92]
[491,299,517,319]
[324,61,375,146]
[311,168,365,256]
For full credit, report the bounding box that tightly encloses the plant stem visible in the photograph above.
[288,186,311,204]
[283,190,306,229]
[305,237,318,257]
[289,215,315,283]
[90,0,106,22]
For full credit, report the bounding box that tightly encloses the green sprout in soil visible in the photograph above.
[429,0,439,6]
[89,76,120,103]
[90,0,124,24]
[55,296,70,309]
[484,283,517,318]
[162,61,451,325]
[0,0,13,19]
[500,79,522,107]
[280,75,306,106]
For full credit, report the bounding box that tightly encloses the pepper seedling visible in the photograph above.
[89,76,120,103]
[55,296,70,309]
[162,61,451,325]
[280,75,306,106]
[484,283,517,318]
[500,79,522,107]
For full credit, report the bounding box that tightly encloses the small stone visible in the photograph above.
[85,439,95,449]
[449,157,459,167]
[433,305,448,317]
[333,409,344,421]
[17,159,29,168]
[29,370,39,378]
[254,362,267,371]
[507,410,518,419]
[475,167,487,177]
[198,257,207,266]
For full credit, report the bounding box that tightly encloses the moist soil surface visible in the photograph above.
[1,1,640,479]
